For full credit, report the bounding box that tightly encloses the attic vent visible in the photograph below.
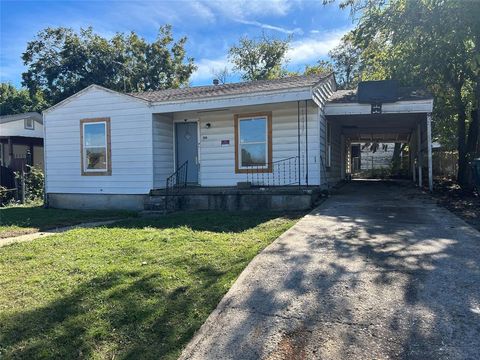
[358,80,398,104]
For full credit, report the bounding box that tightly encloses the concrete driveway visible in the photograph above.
[180,181,480,360]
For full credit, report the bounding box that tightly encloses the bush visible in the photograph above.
[15,165,44,203]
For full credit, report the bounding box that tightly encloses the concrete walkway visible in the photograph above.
[0,219,123,248]
[180,181,480,360]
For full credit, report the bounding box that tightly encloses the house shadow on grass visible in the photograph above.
[109,210,303,234]
[0,265,229,359]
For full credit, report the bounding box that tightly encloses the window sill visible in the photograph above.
[82,171,112,176]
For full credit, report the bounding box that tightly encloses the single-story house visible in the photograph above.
[0,112,44,172]
[42,74,434,211]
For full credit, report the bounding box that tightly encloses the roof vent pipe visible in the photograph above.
[213,79,219,85]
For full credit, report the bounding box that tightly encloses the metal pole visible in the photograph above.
[417,123,422,187]
[297,101,301,185]
[427,112,433,191]
[21,170,25,204]
[305,100,308,186]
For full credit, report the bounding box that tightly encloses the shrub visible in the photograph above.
[15,165,44,203]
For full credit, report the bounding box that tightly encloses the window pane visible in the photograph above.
[240,118,266,143]
[86,147,107,170]
[85,123,106,147]
[241,144,266,166]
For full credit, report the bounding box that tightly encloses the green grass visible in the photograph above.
[0,211,301,359]
[0,205,137,238]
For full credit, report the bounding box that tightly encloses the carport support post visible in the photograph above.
[427,112,433,191]
[417,124,423,188]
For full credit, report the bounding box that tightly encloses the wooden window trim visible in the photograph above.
[234,112,272,174]
[80,117,112,176]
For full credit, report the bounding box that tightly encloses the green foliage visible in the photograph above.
[303,60,334,76]
[22,25,197,105]
[0,83,47,115]
[14,165,44,203]
[0,211,300,358]
[229,35,290,81]
[328,32,362,89]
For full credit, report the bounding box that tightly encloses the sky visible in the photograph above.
[0,0,353,87]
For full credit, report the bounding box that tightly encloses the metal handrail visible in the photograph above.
[245,156,300,187]
[165,161,188,212]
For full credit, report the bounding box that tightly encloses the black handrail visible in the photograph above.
[245,156,300,187]
[165,161,188,212]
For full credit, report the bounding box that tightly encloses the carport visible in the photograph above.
[325,82,434,191]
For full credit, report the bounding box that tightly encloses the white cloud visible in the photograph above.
[236,19,303,35]
[287,30,348,64]
[204,0,292,19]
[190,56,232,82]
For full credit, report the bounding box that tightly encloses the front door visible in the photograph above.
[175,122,198,184]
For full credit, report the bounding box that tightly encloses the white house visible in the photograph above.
[43,75,434,210]
[0,112,44,172]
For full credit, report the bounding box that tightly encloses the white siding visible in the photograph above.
[171,101,321,187]
[0,119,44,138]
[153,113,174,188]
[45,88,152,194]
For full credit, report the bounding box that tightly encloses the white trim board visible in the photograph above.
[324,99,434,116]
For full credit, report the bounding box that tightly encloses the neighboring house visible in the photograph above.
[42,75,434,210]
[0,112,44,172]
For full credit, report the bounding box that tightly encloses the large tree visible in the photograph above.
[0,83,46,115]
[328,33,362,89]
[329,0,480,187]
[228,35,290,81]
[22,25,196,105]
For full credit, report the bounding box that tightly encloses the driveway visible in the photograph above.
[180,181,480,360]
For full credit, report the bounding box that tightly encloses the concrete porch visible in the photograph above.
[145,186,324,212]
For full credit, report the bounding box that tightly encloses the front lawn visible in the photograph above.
[0,211,301,359]
[0,205,136,238]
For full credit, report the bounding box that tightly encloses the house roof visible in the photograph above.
[129,74,332,103]
[328,87,433,104]
[0,112,43,124]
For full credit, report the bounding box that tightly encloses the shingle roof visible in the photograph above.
[129,74,332,102]
[0,112,43,124]
[328,87,433,104]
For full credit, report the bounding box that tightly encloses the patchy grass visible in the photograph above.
[0,205,137,238]
[0,211,301,359]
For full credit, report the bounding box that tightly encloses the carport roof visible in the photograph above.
[329,87,432,104]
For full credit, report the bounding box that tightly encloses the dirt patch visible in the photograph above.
[265,328,310,360]
[431,178,480,231]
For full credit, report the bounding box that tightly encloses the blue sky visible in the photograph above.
[0,0,353,87]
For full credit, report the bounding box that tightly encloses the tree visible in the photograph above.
[0,83,47,115]
[303,60,333,76]
[329,0,480,187]
[328,33,362,89]
[22,25,196,105]
[228,35,290,81]
[210,67,230,84]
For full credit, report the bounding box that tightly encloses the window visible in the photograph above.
[24,118,34,130]
[326,121,332,168]
[80,118,111,175]
[234,112,272,173]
